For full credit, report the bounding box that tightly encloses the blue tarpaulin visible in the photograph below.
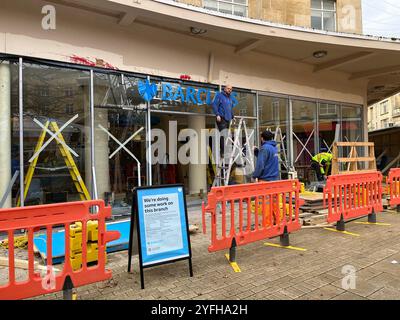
[33,220,130,264]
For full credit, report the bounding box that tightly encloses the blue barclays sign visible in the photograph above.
[138,79,238,107]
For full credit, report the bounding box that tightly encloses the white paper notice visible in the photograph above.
[142,193,183,255]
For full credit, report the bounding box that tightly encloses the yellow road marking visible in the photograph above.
[225,254,241,273]
[354,222,391,226]
[263,243,307,251]
[324,228,360,237]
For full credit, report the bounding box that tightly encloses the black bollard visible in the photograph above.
[62,276,74,301]
[368,208,377,223]
[280,226,290,247]
[229,238,237,263]
[336,214,345,231]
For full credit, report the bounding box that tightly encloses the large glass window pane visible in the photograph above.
[258,95,289,178]
[292,100,317,183]
[341,105,362,142]
[22,63,90,205]
[318,103,340,153]
[233,91,255,118]
[341,105,364,170]
[94,73,147,216]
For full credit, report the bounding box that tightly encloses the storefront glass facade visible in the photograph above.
[0,57,363,212]
[21,63,91,205]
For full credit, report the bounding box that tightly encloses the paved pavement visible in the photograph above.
[2,208,400,300]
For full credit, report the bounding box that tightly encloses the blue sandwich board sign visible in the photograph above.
[128,184,193,289]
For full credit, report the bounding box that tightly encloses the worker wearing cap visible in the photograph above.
[311,149,333,181]
[252,130,280,182]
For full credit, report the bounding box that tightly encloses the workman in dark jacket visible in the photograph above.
[252,130,280,182]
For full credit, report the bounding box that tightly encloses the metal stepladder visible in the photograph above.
[212,118,255,187]
[270,126,298,179]
[17,120,90,206]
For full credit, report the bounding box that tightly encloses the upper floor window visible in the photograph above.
[311,0,336,32]
[319,103,337,116]
[380,100,389,115]
[203,0,248,17]
[65,87,74,97]
[37,86,49,97]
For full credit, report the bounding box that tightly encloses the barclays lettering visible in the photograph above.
[138,79,238,107]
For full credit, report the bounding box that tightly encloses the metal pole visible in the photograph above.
[288,98,294,169]
[255,92,259,148]
[19,58,24,207]
[0,171,19,208]
[137,162,141,187]
[315,102,319,153]
[147,76,152,186]
[90,70,98,199]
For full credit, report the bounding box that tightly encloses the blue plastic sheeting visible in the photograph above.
[33,220,130,264]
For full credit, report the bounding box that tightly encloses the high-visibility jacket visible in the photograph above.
[311,153,333,175]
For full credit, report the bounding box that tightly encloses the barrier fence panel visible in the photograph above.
[0,200,120,300]
[387,168,400,211]
[323,172,383,229]
[202,180,302,256]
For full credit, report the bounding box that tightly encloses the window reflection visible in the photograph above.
[22,63,90,205]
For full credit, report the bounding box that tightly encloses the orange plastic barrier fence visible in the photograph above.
[387,168,400,210]
[323,172,383,229]
[0,200,120,300]
[202,180,302,256]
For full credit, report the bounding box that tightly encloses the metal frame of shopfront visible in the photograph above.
[0,53,363,206]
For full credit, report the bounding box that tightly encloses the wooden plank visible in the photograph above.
[335,142,374,147]
[0,256,59,271]
[337,157,375,162]
[336,170,377,175]
[332,141,376,174]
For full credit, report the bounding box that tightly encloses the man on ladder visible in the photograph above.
[212,84,235,158]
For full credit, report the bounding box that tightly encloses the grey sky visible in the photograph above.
[362,0,400,38]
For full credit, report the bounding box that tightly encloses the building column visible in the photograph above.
[84,85,110,200]
[188,115,207,195]
[84,86,92,196]
[0,62,11,208]
[94,107,110,199]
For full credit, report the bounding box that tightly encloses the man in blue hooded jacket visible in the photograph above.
[252,130,280,182]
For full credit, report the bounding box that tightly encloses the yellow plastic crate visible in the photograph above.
[69,220,98,241]
[70,243,106,271]
[69,220,99,252]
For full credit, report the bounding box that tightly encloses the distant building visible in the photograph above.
[178,0,363,33]
[368,94,400,131]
